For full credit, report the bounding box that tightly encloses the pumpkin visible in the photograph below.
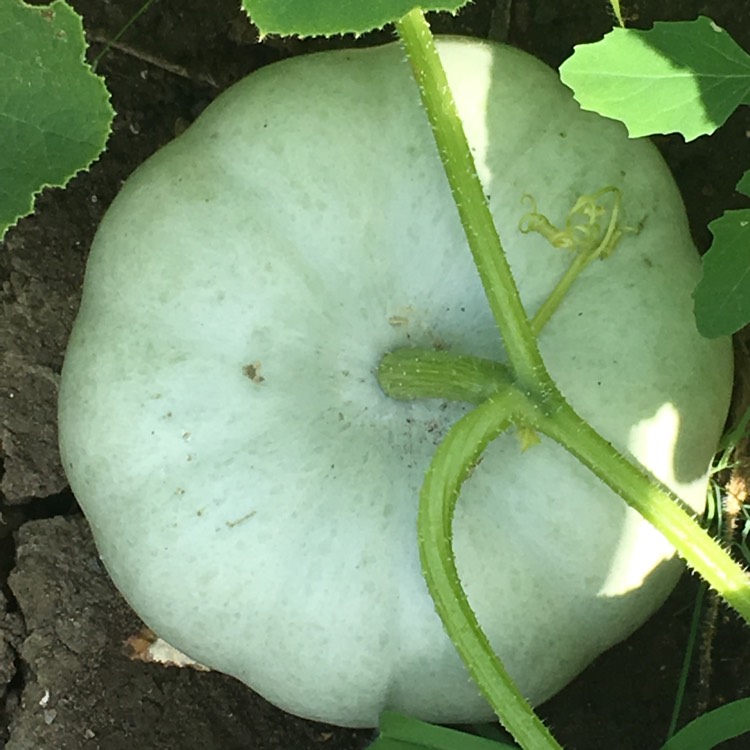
[58,38,732,727]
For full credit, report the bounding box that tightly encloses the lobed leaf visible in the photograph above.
[693,172,750,337]
[0,0,113,240]
[559,16,750,141]
[241,0,469,37]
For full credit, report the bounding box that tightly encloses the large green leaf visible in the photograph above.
[693,172,750,338]
[241,0,469,37]
[0,0,113,240]
[559,16,750,141]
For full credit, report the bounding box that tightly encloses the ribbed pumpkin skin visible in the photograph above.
[58,38,732,727]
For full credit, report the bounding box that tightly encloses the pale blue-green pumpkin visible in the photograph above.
[58,38,732,728]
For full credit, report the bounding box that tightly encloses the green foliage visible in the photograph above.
[241,0,469,37]
[0,0,113,240]
[559,16,750,141]
[693,172,750,337]
[369,712,517,750]
[660,698,750,749]
[372,701,750,750]
[560,16,750,336]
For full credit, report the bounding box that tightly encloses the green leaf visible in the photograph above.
[368,712,517,750]
[660,698,750,749]
[693,172,750,337]
[241,0,470,37]
[0,0,113,240]
[559,16,750,141]
[737,170,750,198]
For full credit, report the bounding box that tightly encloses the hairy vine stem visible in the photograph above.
[392,8,750,750]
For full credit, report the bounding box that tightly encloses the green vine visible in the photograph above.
[388,8,750,749]
[519,187,635,333]
[394,9,548,390]
[418,390,564,750]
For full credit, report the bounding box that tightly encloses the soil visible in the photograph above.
[1,0,749,748]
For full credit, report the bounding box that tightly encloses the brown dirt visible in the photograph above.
[1,0,748,748]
